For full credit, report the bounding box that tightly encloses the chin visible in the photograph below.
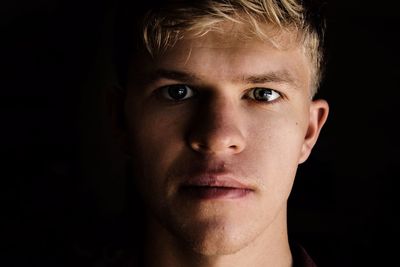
[151,195,272,257]
[189,237,247,256]
[167,216,258,256]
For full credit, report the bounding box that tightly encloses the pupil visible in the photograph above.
[169,86,187,100]
[256,88,271,100]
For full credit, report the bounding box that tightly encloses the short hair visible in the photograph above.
[114,0,327,95]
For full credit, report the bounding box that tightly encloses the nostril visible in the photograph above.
[191,142,209,152]
[187,122,246,155]
[189,139,245,155]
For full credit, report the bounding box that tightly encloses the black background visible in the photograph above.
[2,0,399,266]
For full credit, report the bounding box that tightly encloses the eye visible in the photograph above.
[160,84,196,101]
[247,88,281,102]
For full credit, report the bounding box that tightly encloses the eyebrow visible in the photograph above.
[150,68,298,87]
[149,69,200,83]
[240,70,298,86]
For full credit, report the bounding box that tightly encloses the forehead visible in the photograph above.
[134,25,312,91]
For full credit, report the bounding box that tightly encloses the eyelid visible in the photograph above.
[159,84,197,101]
[244,87,282,102]
[153,84,283,104]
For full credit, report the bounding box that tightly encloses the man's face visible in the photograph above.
[122,26,328,255]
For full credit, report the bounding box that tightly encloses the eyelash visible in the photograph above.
[243,87,283,104]
[156,84,284,104]
[156,84,197,103]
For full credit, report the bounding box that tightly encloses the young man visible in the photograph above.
[111,0,329,266]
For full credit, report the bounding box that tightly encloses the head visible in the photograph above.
[114,0,327,96]
[112,0,329,257]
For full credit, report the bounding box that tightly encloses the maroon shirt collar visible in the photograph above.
[94,241,318,267]
[290,241,318,267]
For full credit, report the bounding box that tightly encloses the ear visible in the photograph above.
[298,99,329,164]
[107,86,129,153]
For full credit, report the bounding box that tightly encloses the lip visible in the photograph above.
[180,175,254,200]
[183,175,251,189]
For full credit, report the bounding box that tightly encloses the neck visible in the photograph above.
[143,207,292,267]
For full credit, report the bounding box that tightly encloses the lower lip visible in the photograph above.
[181,186,252,200]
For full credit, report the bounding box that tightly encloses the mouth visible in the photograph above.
[180,176,254,200]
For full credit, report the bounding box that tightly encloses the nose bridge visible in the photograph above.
[187,94,246,155]
[211,97,241,131]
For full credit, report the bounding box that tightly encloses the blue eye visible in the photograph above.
[161,84,195,101]
[249,88,281,102]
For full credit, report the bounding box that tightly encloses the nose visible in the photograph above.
[187,96,246,156]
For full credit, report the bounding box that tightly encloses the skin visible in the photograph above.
[115,23,329,267]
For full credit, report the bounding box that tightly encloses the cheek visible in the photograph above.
[126,102,188,154]
[246,110,306,195]
[125,107,190,192]
[248,108,306,158]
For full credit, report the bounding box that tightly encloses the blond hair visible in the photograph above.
[115,0,326,95]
